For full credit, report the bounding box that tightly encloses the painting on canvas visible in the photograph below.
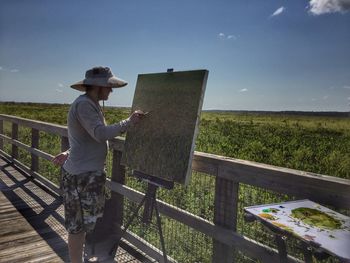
[122,70,208,185]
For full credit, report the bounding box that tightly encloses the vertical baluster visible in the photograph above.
[0,120,3,151]
[31,128,39,172]
[11,123,18,159]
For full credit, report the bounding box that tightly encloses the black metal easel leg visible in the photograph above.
[109,195,147,256]
[154,200,168,263]
[109,179,171,263]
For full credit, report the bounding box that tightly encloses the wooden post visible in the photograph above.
[31,128,39,172]
[0,120,3,151]
[212,176,239,263]
[11,123,18,159]
[93,149,126,242]
[110,149,126,233]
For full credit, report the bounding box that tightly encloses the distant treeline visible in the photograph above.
[0,101,70,107]
[204,110,350,117]
[0,101,129,110]
[1,101,349,117]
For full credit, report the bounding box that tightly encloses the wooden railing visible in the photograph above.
[0,114,349,263]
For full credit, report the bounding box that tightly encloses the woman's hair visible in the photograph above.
[84,85,96,93]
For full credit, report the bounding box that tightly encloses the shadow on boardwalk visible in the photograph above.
[0,156,150,263]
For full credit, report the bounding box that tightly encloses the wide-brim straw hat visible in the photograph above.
[71,66,128,91]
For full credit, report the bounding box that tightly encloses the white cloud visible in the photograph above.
[218,33,225,39]
[311,98,317,101]
[0,66,19,72]
[58,83,64,88]
[239,88,248,92]
[227,35,237,40]
[271,6,286,17]
[323,95,329,100]
[308,0,350,15]
[218,33,237,41]
[55,89,63,93]
[343,85,350,89]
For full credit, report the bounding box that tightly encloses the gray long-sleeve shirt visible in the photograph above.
[63,94,129,175]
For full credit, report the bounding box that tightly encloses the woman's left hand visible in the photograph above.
[52,151,69,166]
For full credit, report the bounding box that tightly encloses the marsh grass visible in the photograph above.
[0,102,349,262]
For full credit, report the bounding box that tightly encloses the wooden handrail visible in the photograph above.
[0,114,67,137]
[1,113,349,263]
[1,114,348,208]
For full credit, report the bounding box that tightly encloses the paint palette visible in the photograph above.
[244,199,350,261]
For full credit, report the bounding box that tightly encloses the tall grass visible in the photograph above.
[1,102,349,262]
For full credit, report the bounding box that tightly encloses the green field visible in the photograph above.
[0,102,349,262]
[1,102,348,179]
[199,111,350,179]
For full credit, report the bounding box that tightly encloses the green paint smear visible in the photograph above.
[262,208,280,213]
[259,213,277,220]
[270,208,280,213]
[291,207,342,230]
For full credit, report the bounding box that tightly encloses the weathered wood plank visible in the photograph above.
[0,227,62,247]
[192,151,218,176]
[0,114,68,137]
[0,236,67,262]
[194,151,350,209]
[0,191,66,263]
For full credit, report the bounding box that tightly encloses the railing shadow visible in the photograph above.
[0,156,68,262]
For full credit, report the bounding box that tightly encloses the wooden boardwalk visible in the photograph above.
[0,157,151,263]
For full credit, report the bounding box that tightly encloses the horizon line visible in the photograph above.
[0,101,349,114]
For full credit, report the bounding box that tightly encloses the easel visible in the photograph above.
[109,170,174,263]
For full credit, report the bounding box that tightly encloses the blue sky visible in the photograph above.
[1,0,349,111]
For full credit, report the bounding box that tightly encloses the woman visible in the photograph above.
[52,66,144,263]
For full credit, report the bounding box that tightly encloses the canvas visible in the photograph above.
[122,70,208,185]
